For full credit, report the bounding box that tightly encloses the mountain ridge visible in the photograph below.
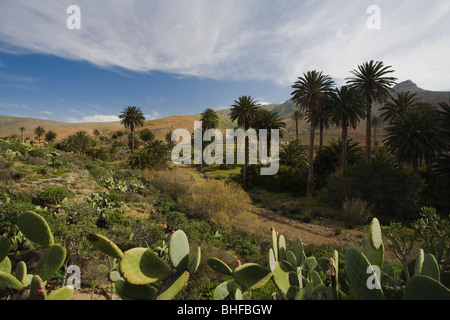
[1,80,449,142]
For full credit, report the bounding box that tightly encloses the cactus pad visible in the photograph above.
[0,271,24,298]
[233,263,272,291]
[17,211,54,247]
[156,271,189,300]
[87,233,123,259]
[0,236,10,263]
[35,244,66,282]
[169,230,190,270]
[207,257,233,276]
[403,275,450,300]
[120,248,170,285]
[47,286,75,300]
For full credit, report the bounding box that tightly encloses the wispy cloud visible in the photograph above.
[74,114,120,123]
[145,111,160,120]
[0,1,449,90]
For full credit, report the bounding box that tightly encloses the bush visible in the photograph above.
[149,168,258,231]
[165,211,188,230]
[326,158,424,220]
[235,241,260,258]
[178,179,257,231]
[34,185,73,205]
[342,198,373,225]
[243,164,307,195]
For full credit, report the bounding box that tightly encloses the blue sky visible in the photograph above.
[1,0,449,123]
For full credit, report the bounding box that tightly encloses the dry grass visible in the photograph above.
[147,167,260,232]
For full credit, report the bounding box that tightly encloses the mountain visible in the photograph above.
[1,80,448,143]
[0,114,200,141]
[391,80,450,106]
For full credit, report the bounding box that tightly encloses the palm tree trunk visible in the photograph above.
[365,106,372,164]
[307,124,316,198]
[373,126,377,148]
[319,120,324,151]
[295,121,299,143]
[131,126,135,154]
[341,123,348,177]
[244,137,249,185]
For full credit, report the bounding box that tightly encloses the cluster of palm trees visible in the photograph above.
[289,60,450,198]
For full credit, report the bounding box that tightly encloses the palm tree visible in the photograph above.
[34,126,46,144]
[317,104,333,151]
[290,110,304,142]
[257,109,286,153]
[45,130,57,144]
[346,60,397,163]
[380,91,421,124]
[371,116,382,148]
[280,141,308,169]
[438,99,450,145]
[19,127,25,143]
[384,107,445,171]
[328,86,366,176]
[119,106,146,154]
[229,96,261,184]
[291,70,335,197]
[200,108,219,130]
[73,130,91,156]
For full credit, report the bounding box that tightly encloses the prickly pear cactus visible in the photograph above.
[88,230,199,300]
[17,211,54,247]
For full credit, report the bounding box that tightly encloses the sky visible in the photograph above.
[0,0,449,123]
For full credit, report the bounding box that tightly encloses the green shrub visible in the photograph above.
[34,186,73,205]
[243,164,308,195]
[27,147,47,158]
[326,159,424,220]
[235,241,260,258]
[165,211,188,231]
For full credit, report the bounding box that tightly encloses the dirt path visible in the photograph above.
[251,206,366,248]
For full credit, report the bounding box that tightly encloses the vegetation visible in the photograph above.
[1,59,449,301]
[291,70,335,197]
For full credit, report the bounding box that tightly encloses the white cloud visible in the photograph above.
[0,1,449,90]
[145,111,160,120]
[70,114,120,123]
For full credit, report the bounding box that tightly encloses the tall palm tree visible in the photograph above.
[317,104,333,151]
[346,60,397,163]
[384,107,445,171]
[380,91,421,124]
[257,109,286,152]
[291,70,335,197]
[371,116,382,148]
[200,108,219,130]
[290,110,304,142]
[19,127,25,143]
[34,126,46,144]
[119,106,146,154]
[438,99,450,145]
[229,96,261,184]
[328,86,366,176]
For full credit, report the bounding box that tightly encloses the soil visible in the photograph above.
[251,206,365,248]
